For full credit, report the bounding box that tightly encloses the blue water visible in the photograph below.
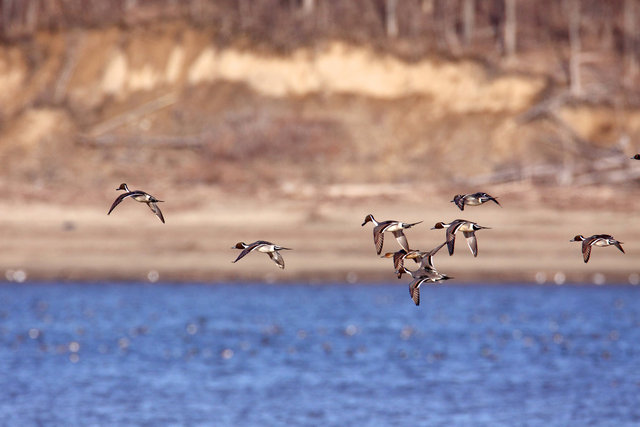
[0,282,639,426]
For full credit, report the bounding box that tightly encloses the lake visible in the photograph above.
[0,282,639,426]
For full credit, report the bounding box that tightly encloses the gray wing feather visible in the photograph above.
[373,226,385,254]
[107,192,135,215]
[446,226,457,255]
[147,202,165,223]
[392,230,410,252]
[582,241,592,263]
[232,243,258,263]
[409,280,421,306]
[463,231,478,257]
[269,251,286,269]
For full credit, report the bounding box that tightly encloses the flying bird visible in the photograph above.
[451,192,500,211]
[431,219,490,257]
[381,241,447,279]
[393,242,451,306]
[362,214,422,255]
[107,183,165,223]
[570,234,625,263]
[231,240,292,269]
[407,271,453,306]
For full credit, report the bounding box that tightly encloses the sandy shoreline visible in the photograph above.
[1,184,638,285]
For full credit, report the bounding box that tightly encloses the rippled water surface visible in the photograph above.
[1,282,639,426]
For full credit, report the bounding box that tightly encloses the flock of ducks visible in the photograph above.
[106,182,294,269]
[361,194,494,306]
[107,152,639,306]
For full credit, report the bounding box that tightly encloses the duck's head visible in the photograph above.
[632,154,640,160]
[570,235,585,242]
[116,183,129,191]
[361,214,375,226]
[232,242,248,249]
[431,222,447,230]
[380,249,407,259]
[450,195,463,203]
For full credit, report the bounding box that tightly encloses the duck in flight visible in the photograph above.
[570,234,625,263]
[431,219,490,257]
[361,214,422,255]
[399,259,452,306]
[407,270,453,306]
[107,183,165,223]
[381,241,447,279]
[389,242,450,306]
[231,241,292,269]
[451,192,500,211]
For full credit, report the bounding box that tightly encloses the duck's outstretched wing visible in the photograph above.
[582,241,592,263]
[446,228,457,255]
[232,244,258,263]
[392,250,408,274]
[452,195,465,211]
[409,279,421,306]
[613,241,625,254]
[420,241,447,270]
[463,231,478,257]
[392,230,410,252]
[107,192,134,215]
[147,202,165,223]
[269,251,286,269]
[373,225,385,255]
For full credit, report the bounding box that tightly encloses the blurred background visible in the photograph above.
[2,3,640,425]
[1,0,639,283]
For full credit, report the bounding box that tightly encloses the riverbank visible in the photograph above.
[1,183,638,285]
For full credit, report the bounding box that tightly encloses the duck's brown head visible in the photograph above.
[361,214,375,226]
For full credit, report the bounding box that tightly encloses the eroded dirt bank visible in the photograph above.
[1,22,639,283]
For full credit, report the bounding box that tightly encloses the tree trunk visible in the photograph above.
[438,0,460,53]
[421,0,434,14]
[566,0,582,95]
[386,0,398,38]
[302,0,315,15]
[462,0,475,46]
[624,0,638,83]
[503,0,517,57]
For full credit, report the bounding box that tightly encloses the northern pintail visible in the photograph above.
[451,192,500,211]
[108,183,165,223]
[570,234,625,263]
[405,269,452,306]
[231,240,292,269]
[381,241,447,278]
[362,214,422,255]
[380,249,417,278]
[431,219,490,257]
